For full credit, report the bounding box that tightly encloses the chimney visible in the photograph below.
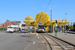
[6,19,9,21]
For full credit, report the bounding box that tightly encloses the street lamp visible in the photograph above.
[65,13,68,35]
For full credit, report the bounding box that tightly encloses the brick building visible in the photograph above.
[0,20,21,28]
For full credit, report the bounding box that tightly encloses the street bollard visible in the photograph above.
[30,31,31,34]
[55,32,57,36]
[55,26,58,36]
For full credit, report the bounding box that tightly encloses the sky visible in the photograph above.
[0,0,75,25]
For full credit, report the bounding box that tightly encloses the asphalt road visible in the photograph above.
[0,32,33,50]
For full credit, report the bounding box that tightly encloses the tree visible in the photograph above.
[66,25,69,31]
[73,22,75,31]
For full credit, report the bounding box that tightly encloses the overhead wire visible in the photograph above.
[44,0,51,12]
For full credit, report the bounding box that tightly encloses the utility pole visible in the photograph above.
[65,13,67,35]
[51,10,52,33]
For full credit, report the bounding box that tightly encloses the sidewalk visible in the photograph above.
[48,33,75,45]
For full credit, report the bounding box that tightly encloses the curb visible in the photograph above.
[67,32,75,34]
[48,34,75,47]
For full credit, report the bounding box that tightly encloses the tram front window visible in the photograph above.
[38,25,44,29]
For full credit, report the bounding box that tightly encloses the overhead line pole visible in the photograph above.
[65,13,67,35]
[51,10,52,33]
[65,14,66,35]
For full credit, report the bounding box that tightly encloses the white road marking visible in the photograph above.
[42,41,44,43]
[21,34,24,35]
[33,41,35,44]
[38,37,39,39]
[37,33,38,36]
[24,38,34,50]
[33,41,45,44]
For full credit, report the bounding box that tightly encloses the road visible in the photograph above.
[0,31,75,50]
[0,32,47,50]
[0,32,33,50]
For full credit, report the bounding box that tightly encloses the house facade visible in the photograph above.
[0,20,21,28]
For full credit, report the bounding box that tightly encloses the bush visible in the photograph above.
[0,28,7,31]
[67,25,73,30]
[73,22,75,31]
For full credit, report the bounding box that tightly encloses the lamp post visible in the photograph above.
[65,13,67,35]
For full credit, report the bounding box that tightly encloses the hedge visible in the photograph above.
[0,28,7,31]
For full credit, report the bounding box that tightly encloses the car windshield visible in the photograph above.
[38,25,44,29]
[8,27,13,29]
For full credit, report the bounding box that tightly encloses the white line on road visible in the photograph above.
[42,41,44,43]
[38,37,39,39]
[24,37,34,50]
[33,41,35,44]
[37,33,38,36]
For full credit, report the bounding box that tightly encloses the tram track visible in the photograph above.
[40,33,75,50]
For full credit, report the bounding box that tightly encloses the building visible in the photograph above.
[15,21,21,28]
[0,23,4,28]
[0,20,21,28]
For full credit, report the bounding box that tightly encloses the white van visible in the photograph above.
[7,25,19,32]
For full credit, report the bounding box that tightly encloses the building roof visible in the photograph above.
[0,23,3,26]
[10,22,15,25]
[15,21,21,23]
[12,21,18,25]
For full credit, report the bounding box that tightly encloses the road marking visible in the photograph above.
[42,41,44,43]
[33,41,45,44]
[21,34,24,35]
[38,37,39,39]
[33,41,35,44]
[24,37,34,50]
[37,33,38,36]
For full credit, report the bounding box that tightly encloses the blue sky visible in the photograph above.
[0,0,75,24]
